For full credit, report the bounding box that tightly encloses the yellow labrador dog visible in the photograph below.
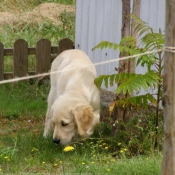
[43,49,100,145]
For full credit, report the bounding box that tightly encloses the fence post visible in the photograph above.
[13,39,28,78]
[0,43,4,80]
[58,38,74,54]
[161,0,175,174]
[36,39,51,75]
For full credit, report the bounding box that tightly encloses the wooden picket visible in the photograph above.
[0,38,74,81]
[58,38,74,54]
[13,39,28,78]
[36,39,51,74]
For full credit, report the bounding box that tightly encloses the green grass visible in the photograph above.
[0,83,49,118]
[0,128,162,175]
[0,82,162,174]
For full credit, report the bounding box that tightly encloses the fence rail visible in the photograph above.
[0,38,74,81]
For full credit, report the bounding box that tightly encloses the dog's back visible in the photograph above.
[52,49,95,70]
[50,49,100,111]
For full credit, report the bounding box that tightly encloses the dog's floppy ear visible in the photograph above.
[86,112,100,136]
[71,105,93,136]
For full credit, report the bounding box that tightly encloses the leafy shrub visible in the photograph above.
[92,109,163,157]
[93,15,164,109]
[93,15,164,154]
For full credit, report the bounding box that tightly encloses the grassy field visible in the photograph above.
[0,0,163,174]
[0,132,162,174]
[0,124,162,174]
[0,84,162,174]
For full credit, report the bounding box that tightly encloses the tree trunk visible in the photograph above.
[112,0,141,135]
[130,0,140,73]
[161,1,175,174]
[112,0,131,135]
[119,0,131,73]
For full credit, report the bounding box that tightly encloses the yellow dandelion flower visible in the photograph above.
[82,162,85,165]
[120,150,124,153]
[0,168,2,171]
[91,162,95,164]
[107,168,111,172]
[60,161,63,164]
[105,147,108,150]
[124,148,127,151]
[4,156,9,159]
[31,147,38,152]
[63,146,74,152]
[42,162,46,164]
[118,142,121,146]
[54,163,58,166]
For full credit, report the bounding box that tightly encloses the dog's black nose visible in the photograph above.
[53,138,60,144]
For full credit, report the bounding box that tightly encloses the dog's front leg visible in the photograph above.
[43,87,56,137]
[43,108,53,137]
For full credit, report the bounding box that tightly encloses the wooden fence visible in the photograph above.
[0,38,74,81]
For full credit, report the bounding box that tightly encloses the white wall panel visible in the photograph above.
[75,0,122,78]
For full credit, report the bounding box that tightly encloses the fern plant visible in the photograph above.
[93,15,164,147]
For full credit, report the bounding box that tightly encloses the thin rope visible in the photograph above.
[0,47,169,85]
[164,46,175,52]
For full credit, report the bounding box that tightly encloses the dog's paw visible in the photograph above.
[43,131,48,138]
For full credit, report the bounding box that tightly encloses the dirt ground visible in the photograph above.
[0,116,44,137]
[0,3,75,28]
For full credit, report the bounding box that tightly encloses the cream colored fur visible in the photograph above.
[43,49,100,145]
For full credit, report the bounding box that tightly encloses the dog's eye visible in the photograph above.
[61,121,68,127]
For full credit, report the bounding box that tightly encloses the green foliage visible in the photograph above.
[131,14,164,46]
[93,109,163,156]
[115,94,157,109]
[115,111,163,156]
[95,71,161,108]
[95,72,160,94]
[93,36,139,61]
[94,15,164,110]
[93,15,164,152]
[131,14,154,35]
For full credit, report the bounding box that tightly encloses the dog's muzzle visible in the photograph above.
[53,138,60,144]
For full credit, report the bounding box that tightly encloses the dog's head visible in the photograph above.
[51,98,100,145]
